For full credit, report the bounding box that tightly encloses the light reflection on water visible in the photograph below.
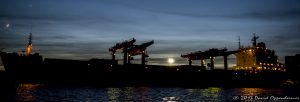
[240,88,263,96]
[13,84,299,102]
[200,87,223,100]
[15,84,41,102]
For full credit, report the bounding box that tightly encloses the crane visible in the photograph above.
[127,40,154,65]
[182,48,237,70]
[109,38,136,65]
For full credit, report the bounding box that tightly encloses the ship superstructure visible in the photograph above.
[233,34,285,72]
[0,31,43,73]
[26,31,32,56]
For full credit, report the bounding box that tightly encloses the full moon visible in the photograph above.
[6,24,10,28]
[167,58,175,64]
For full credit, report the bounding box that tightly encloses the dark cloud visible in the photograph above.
[150,39,235,54]
[105,0,300,22]
[145,9,300,22]
[0,33,21,40]
[0,1,138,30]
[246,10,300,20]
[269,35,300,55]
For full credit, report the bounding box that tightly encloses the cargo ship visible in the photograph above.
[0,32,289,87]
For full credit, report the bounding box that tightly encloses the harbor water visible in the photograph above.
[1,84,299,102]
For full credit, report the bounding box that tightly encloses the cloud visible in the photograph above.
[1,0,300,65]
[104,0,300,22]
[0,1,140,31]
[150,39,236,54]
[269,35,300,55]
[149,9,300,22]
[245,10,300,21]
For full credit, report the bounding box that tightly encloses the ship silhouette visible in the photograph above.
[0,32,290,87]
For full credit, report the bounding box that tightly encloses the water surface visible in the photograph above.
[3,84,300,102]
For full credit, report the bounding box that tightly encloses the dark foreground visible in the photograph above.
[1,65,299,101]
[0,65,296,88]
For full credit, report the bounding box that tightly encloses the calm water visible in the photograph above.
[2,84,300,102]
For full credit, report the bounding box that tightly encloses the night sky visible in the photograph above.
[1,0,300,68]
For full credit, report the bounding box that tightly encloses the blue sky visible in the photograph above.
[1,0,300,67]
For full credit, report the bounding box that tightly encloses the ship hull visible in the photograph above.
[0,52,42,73]
[0,52,290,87]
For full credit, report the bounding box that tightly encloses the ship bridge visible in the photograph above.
[233,34,286,72]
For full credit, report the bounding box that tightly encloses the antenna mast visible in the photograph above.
[251,33,259,47]
[26,25,33,56]
[238,36,241,49]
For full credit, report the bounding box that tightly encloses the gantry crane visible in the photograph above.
[181,48,238,70]
[109,38,136,65]
[109,38,154,65]
[181,51,208,67]
[127,40,154,66]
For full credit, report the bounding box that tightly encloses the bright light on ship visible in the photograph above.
[167,58,175,64]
